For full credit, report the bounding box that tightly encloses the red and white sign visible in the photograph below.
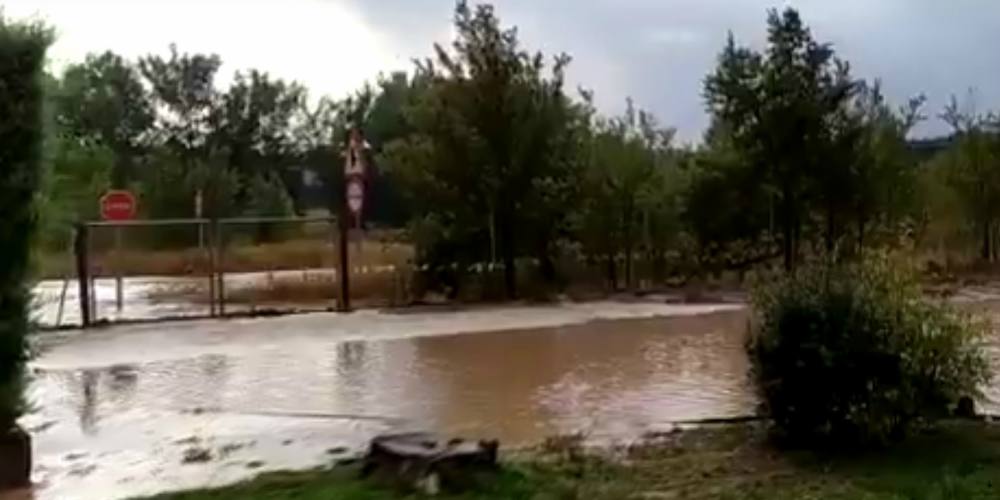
[346,179,365,215]
[100,190,137,221]
[344,128,367,177]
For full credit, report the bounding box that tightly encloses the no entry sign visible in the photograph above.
[100,190,137,221]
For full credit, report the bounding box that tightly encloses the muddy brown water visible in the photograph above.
[15,298,1000,500]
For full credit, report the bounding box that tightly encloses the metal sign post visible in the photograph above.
[338,128,369,312]
[100,190,137,314]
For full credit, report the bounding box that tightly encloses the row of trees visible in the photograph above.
[41,46,420,248]
[42,1,1000,299]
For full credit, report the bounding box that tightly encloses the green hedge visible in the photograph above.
[748,253,991,447]
[0,16,52,426]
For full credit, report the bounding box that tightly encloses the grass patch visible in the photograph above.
[137,421,1000,500]
[135,466,569,500]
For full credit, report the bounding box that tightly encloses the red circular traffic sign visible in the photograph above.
[100,190,137,221]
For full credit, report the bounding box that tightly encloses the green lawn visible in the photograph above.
[138,421,1000,500]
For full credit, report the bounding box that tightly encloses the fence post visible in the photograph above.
[74,223,91,328]
[207,219,216,317]
[215,220,226,316]
[338,214,350,312]
[114,226,124,313]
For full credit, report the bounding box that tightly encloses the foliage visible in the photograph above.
[748,253,990,447]
[848,81,925,249]
[575,98,679,289]
[139,44,222,164]
[209,69,305,206]
[39,136,113,250]
[0,14,53,427]
[704,8,858,270]
[242,173,296,242]
[384,1,581,298]
[683,124,774,273]
[935,95,1000,261]
[55,51,154,187]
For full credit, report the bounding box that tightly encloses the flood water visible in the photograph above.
[32,269,349,327]
[21,302,748,500]
[17,296,1000,500]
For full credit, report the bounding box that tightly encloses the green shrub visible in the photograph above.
[748,253,990,447]
[0,16,53,427]
[242,173,296,242]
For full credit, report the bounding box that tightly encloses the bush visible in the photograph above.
[748,253,990,447]
[0,16,52,427]
[242,173,296,242]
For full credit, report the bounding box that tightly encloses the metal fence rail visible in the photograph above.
[73,216,350,328]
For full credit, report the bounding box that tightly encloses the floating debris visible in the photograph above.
[181,447,213,464]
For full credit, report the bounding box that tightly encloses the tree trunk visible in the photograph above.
[825,203,836,255]
[856,210,867,253]
[990,223,1000,262]
[623,204,634,291]
[500,217,516,300]
[538,245,556,285]
[606,252,618,291]
[362,433,499,495]
[982,220,991,262]
[782,192,794,272]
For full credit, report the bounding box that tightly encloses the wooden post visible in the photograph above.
[338,213,351,312]
[207,220,216,317]
[215,220,226,316]
[74,223,91,328]
[114,226,124,312]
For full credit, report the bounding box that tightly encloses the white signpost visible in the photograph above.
[337,127,369,312]
[343,128,367,227]
[346,179,365,219]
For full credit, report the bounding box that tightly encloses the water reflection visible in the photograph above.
[79,370,98,435]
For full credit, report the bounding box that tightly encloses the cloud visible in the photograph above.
[3,0,399,99]
[345,0,1000,141]
[5,0,997,141]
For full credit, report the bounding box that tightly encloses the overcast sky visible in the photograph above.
[4,0,999,142]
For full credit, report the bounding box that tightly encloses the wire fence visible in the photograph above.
[33,215,715,329]
[33,216,414,328]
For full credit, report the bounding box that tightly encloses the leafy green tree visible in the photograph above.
[291,95,340,212]
[577,99,676,289]
[209,69,305,205]
[54,51,154,187]
[39,137,113,250]
[849,82,925,249]
[936,96,1000,261]
[139,44,222,166]
[364,72,429,226]
[683,126,774,273]
[385,1,580,298]
[0,14,52,443]
[704,8,858,270]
